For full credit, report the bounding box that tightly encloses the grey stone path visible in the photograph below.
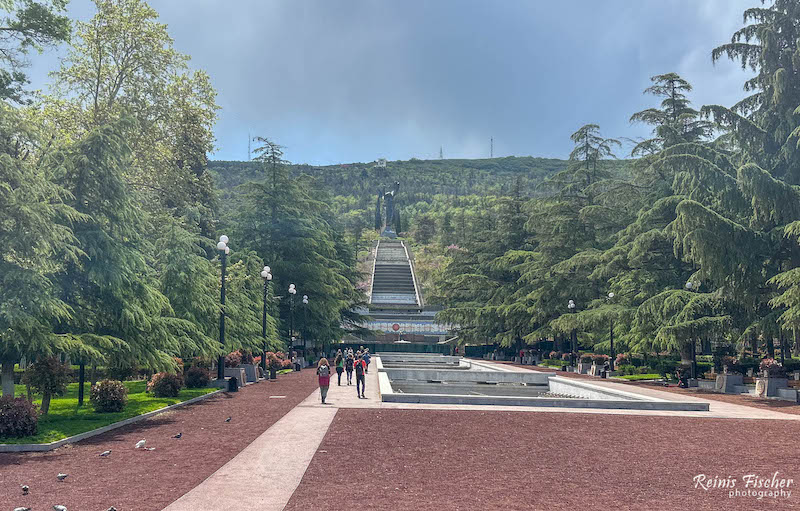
[162,367,380,511]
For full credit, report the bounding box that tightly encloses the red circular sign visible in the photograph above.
[392,323,400,331]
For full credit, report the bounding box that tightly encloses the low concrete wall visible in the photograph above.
[549,377,651,402]
[381,392,709,411]
[383,367,552,385]
[377,353,461,365]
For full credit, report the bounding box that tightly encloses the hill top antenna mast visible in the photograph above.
[439,146,443,159]
[247,132,251,161]
[490,137,493,158]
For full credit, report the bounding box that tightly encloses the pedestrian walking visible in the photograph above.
[345,353,354,385]
[363,349,371,374]
[334,350,344,386]
[317,358,331,404]
[355,354,367,399]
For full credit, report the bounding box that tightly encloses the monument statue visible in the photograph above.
[381,181,400,238]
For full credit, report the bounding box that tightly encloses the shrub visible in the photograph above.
[720,356,743,374]
[579,353,593,364]
[281,359,293,369]
[592,354,609,364]
[615,353,630,367]
[22,357,70,414]
[616,364,635,376]
[760,358,785,377]
[107,364,138,381]
[224,351,242,368]
[147,372,184,397]
[185,366,211,388]
[0,396,39,438]
[239,351,254,365]
[269,354,283,370]
[561,352,571,362]
[549,351,559,359]
[90,380,128,412]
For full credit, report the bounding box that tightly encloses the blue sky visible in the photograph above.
[26,0,755,165]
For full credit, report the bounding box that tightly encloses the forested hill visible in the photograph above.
[210,156,577,198]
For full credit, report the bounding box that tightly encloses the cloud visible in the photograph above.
[25,0,762,164]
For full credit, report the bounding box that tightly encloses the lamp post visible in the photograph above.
[216,235,230,381]
[288,284,297,352]
[607,292,615,371]
[302,294,309,351]
[568,299,576,366]
[260,266,272,373]
[685,280,698,379]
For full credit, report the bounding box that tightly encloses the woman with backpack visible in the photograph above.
[345,353,355,385]
[354,354,367,399]
[334,350,344,386]
[317,358,331,404]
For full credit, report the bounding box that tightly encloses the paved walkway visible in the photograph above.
[163,367,381,511]
[164,358,800,510]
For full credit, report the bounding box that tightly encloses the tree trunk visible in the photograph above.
[1,360,15,397]
[90,363,97,387]
[78,362,85,407]
[767,336,775,359]
[794,329,800,357]
[679,341,694,366]
[751,337,758,357]
[41,392,51,414]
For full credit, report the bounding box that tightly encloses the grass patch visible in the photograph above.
[1,381,216,445]
[616,373,663,381]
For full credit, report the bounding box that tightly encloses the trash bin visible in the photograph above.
[228,377,238,392]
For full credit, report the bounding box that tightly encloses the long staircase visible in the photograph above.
[369,240,421,307]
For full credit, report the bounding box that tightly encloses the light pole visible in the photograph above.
[607,292,615,371]
[685,280,698,379]
[288,284,297,353]
[216,235,230,381]
[260,265,272,373]
[302,294,309,352]
[568,299,576,366]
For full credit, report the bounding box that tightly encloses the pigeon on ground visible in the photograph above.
[21,484,29,495]
[173,432,182,439]
[56,473,68,481]
[145,447,156,451]
[135,439,146,449]
[14,507,31,511]
[107,507,117,511]
[54,506,68,511]
[225,416,232,422]
[100,450,111,457]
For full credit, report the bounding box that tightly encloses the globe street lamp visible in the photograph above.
[567,299,576,366]
[607,292,615,371]
[288,284,297,352]
[216,235,230,381]
[260,266,272,373]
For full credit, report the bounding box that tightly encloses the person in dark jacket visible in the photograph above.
[345,353,355,385]
[354,354,367,399]
[317,358,331,404]
[334,350,344,386]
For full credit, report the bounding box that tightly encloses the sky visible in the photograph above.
[26,0,756,165]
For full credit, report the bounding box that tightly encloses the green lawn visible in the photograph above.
[1,381,216,445]
[615,373,664,381]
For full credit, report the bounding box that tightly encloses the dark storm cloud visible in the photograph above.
[27,0,755,164]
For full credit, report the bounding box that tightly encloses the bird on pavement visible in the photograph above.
[225,416,232,422]
[54,506,68,511]
[100,450,111,457]
[56,473,68,481]
[107,507,117,511]
[14,507,31,511]
[173,432,182,439]
[135,439,146,449]
[21,484,29,495]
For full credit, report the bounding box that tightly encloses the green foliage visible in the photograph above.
[0,395,39,437]
[89,379,128,412]
[147,371,183,398]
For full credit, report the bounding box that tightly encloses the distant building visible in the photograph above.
[375,158,387,168]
